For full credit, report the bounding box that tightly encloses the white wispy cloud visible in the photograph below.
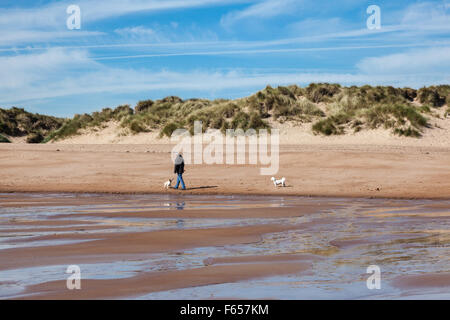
[1,46,449,107]
[401,1,449,25]
[221,0,301,26]
[357,47,450,75]
[113,23,218,43]
[0,30,104,47]
[3,67,446,105]
[1,0,448,53]
[114,26,168,42]
[0,0,244,46]
[115,26,158,37]
[80,0,248,23]
[0,0,244,29]
[0,48,96,91]
[91,41,450,61]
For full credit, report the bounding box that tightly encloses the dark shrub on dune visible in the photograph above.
[160,122,185,138]
[418,87,446,107]
[0,133,11,143]
[186,113,210,134]
[248,112,270,131]
[312,112,352,135]
[217,103,239,118]
[129,120,148,134]
[401,88,417,101]
[365,104,428,129]
[247,85,325,122]
[134,100,154,114]
[158,96,183,104]
[26,132,44,143]
[112,105,134,118]
[306,83,342,103]
[394,127,422,137]
[231,111,250,130]
[312,99,429,137]
[0,107,64,142]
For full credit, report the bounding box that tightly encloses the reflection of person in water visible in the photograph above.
[173,153,186,190]
[176,202,185,210]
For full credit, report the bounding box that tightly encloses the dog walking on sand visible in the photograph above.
[163,178,173,189]
[271,177,286,187]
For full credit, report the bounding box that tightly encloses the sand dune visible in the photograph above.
[51,105,450,147]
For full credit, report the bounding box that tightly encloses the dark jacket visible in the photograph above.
[174,162,184,174]
[174,155,185,174]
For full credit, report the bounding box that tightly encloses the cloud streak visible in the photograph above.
[1,46,449,107]
[0,0,245,28]
[0,0,246,46]
[221,0,301,26]
[357,47,450,75]
[91,41,450,60]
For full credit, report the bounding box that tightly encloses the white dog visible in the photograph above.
[271,177,286,187]
[164,178,173,189]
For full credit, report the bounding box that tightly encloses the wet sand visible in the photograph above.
[392,273,450,290]
[0,144,449,198]
[23,261,312,300]
[0,193,449,299]
[0,224,313,271]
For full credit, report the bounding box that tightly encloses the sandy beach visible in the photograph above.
[0,142,449,299]
[0,143,449,198]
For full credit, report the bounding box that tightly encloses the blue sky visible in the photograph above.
[0,0,449,117]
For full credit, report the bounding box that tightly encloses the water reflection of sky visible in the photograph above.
[0,193,449,299]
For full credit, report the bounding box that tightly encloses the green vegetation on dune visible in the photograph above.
[311,85,435,137]
[417,85,450,107]
[312,112,353,136]
[0,133,11,143]
[0,107,64,143]
[246,85,325,122]
[305,83,342,103]
[33,84,450,141]
[160,122,184,138]
[43,105,134,142]
[2,84,449,143]
[365,104,428,137]
[26,132,44,143]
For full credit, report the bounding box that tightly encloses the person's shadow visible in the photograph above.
[185,186,218,190]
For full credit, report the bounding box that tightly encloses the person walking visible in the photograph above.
[174,153,186,190]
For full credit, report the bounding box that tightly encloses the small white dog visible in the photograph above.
[271,177,286,187]
[163,178,173,189]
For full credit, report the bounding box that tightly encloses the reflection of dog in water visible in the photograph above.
[271,177,286,187]
[164,178,173,189]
